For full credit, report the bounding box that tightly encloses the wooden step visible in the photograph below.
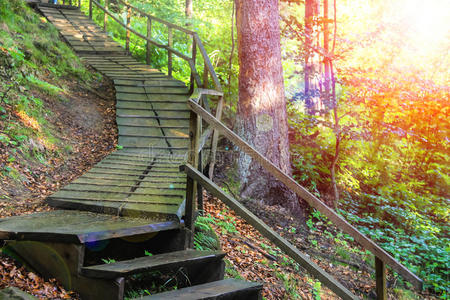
[0,210,180,243]
[82,249,225,279]
[139,279,263,300]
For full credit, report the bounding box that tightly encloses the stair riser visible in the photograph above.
[82,258,225,281]
[84,229,189,266]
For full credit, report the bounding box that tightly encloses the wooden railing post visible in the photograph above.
[78,0,81,9]
[103,0,108,31]
[375,257,387,300]
[89,0,92,19]
[189,35,197,95]
[146,17,152,65]
[168,27,173,77]
[208,95,223,178]
[197,142,204,215]
[125,5,131,52]
[185,110,200,247]
[202,60,208,89]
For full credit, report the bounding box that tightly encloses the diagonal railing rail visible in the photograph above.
[184,93,423,300]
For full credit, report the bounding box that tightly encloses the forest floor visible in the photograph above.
[0,71,115,299]
[0,71,116,217]
[0,73,436,299]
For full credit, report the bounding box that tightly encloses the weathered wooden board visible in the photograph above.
[116,93,149,101]
[132,187,185,197]
[47,198,180,219]
[90,165,148,173]
[52,190,127,200]
[0,210,180,243]
[116,102,153,110]
[152,102,189,110]
[117,117,160,127]
[118,137,168,148]
[116,109,161,116]
[147,94,189,101]
[81,249,224,279]
[73,172,141,180]
[108,75,170,80]
[96,160,153,168]
[139,279,262,300]
[61,184,127,193]
[78,176,186,185]
[114,79,185,87]
[138,182,186,189]
[109,150,185,160]
[144,87,189,94]
[151,110,190,118]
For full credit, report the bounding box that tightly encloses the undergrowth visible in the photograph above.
[289,107,449,297]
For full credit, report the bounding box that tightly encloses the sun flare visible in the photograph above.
[402,0,450,45]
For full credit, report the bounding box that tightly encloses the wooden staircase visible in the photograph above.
[0,4,262,300]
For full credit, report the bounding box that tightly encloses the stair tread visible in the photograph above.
[0,210,180,243]
[82,249,225,278]
[139,279,262,299]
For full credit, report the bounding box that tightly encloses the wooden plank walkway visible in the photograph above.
[39,6,189,221]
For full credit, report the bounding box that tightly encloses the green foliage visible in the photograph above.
[193,215,221,251]
[25,75,63,96]
[101,258,117,264]
[289,95,449,295]
[224,259,243,280]
[312,281,321,300]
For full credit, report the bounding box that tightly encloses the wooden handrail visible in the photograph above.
[90,0,222,92]
[180,163,359,300]
[186,99,423,294]
[117,0,196,35]
[91,0,191,61]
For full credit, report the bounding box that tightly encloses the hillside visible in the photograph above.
[0,0,117,214]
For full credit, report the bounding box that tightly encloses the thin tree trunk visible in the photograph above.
[331,108,340,210]
[185,0,193,18]
[304,0,321,114]
[323,0,332,108]
[227,0,236,97]
[330,2,340,209]
[235,0,299,214]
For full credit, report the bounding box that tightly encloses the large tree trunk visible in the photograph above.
[235,0,299,213]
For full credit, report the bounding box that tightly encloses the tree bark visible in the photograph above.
[235,0,299,214]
